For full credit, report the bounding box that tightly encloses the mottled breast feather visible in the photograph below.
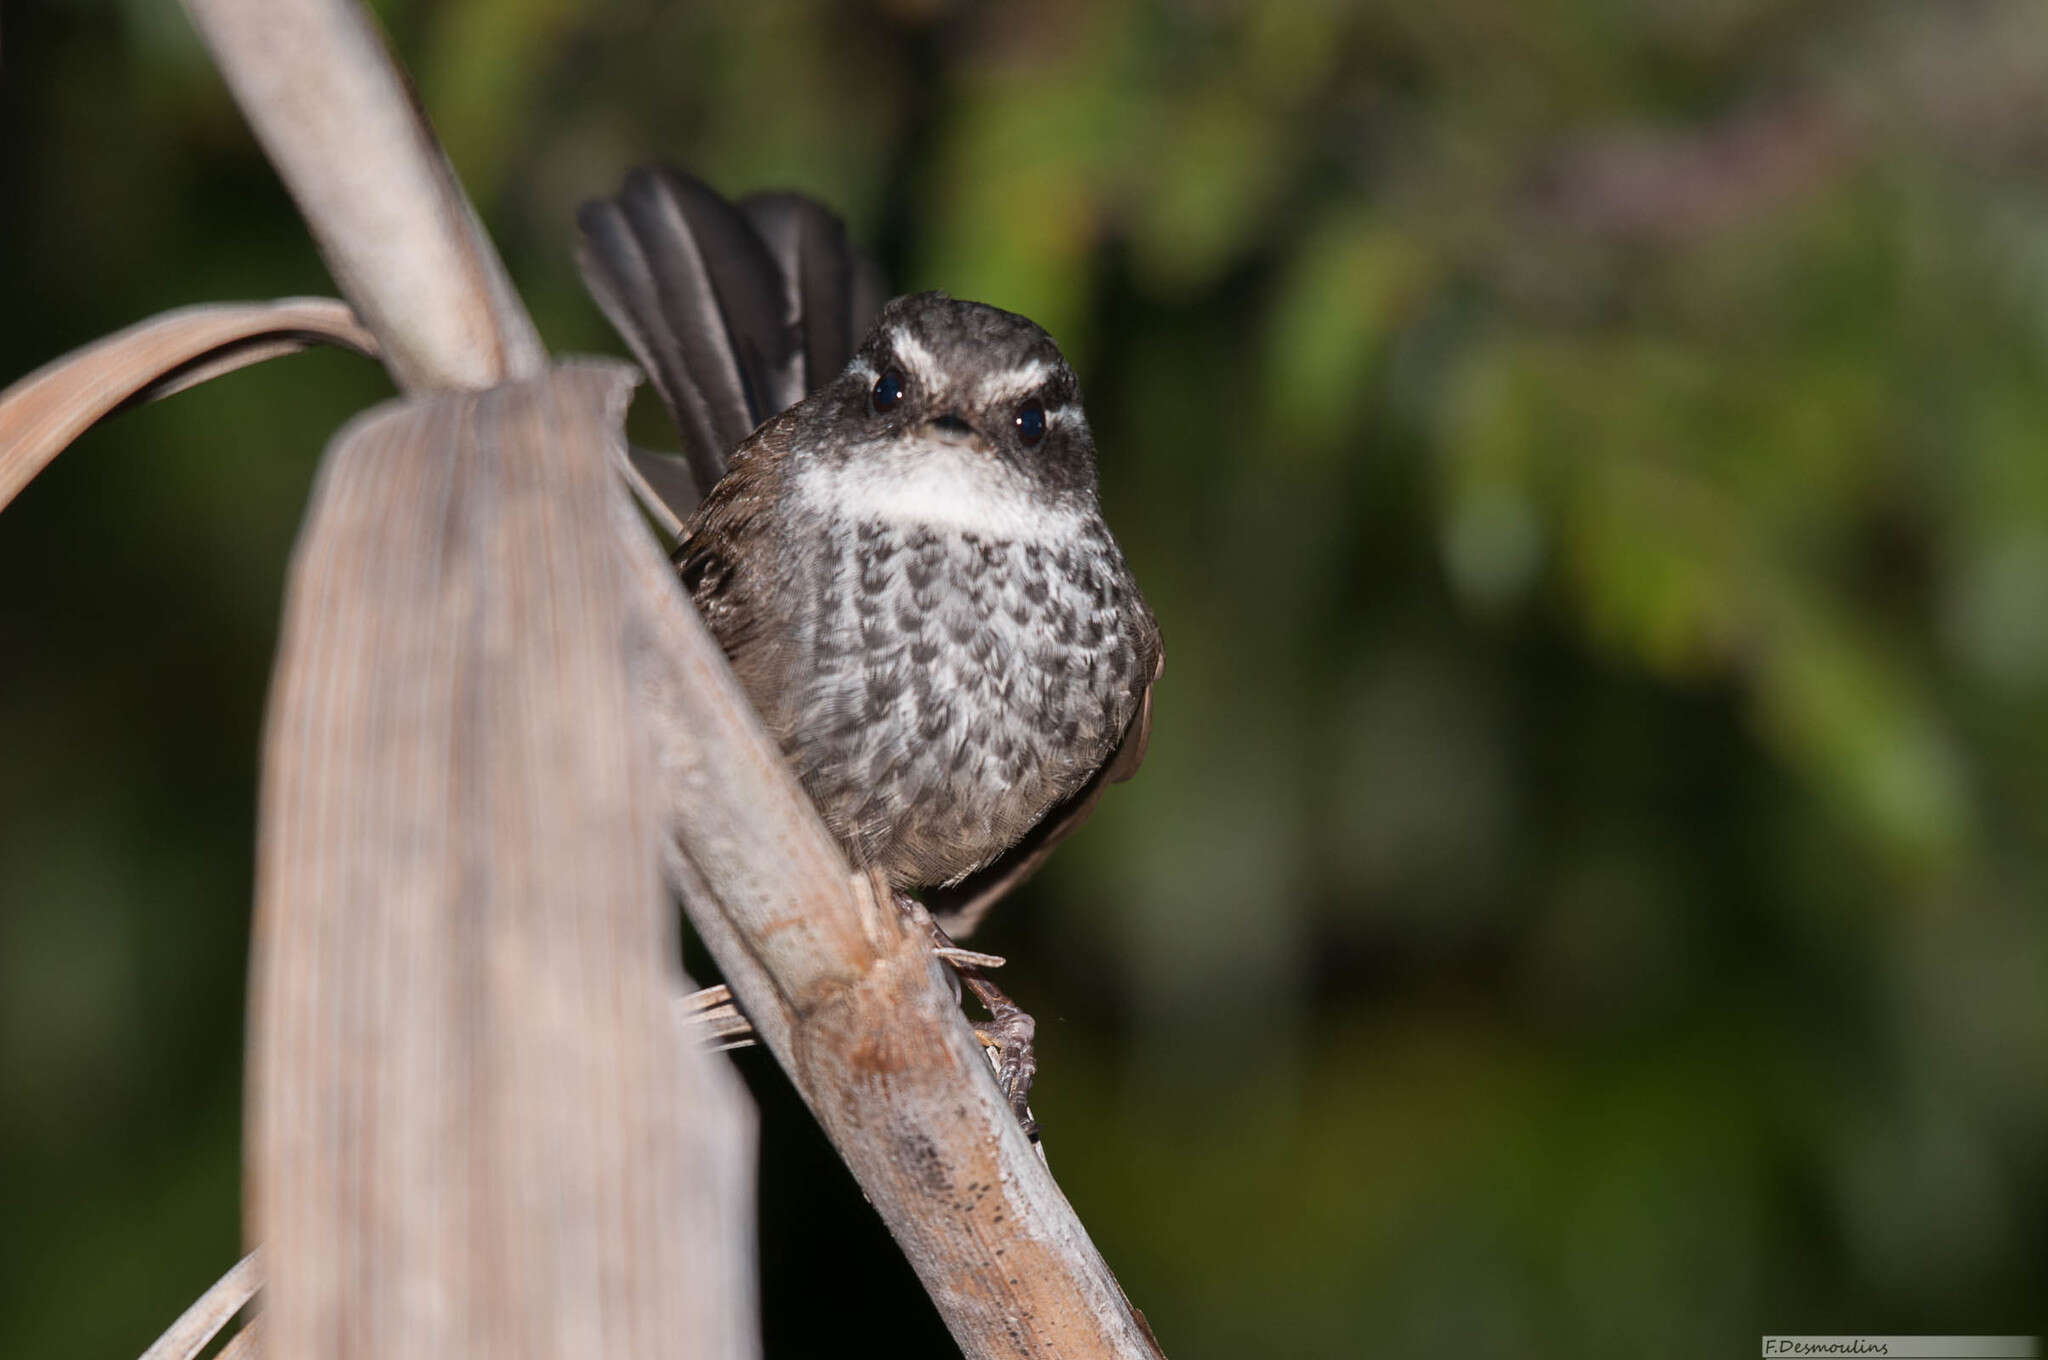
[786,510,1154,887]
[678,419,1158,894]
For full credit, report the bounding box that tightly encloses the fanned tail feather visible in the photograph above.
[577,166,883,517]
[738,191,888,395]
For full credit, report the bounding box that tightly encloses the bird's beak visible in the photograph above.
[926,412,978,443]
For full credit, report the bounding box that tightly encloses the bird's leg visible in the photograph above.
[898,894,1040,1141]
[680,891,1042,1140]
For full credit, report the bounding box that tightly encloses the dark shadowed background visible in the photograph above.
[5,1,2047,1355]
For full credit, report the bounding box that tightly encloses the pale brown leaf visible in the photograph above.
[0,298,375,514]
[251,361,755,1360]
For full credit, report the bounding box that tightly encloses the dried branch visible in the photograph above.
[179,0,544,391]
[0,298,374,513]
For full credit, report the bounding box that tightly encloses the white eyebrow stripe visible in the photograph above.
[976,358,1055,404]
[887,327,943,388]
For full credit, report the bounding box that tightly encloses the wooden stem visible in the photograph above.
[179,0,545,391]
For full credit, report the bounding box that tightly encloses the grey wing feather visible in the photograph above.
[670,425,795,698]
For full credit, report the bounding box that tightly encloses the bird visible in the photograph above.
[577,167,1161,1122]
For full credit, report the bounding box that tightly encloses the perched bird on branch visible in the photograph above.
[578,167,1161,1124]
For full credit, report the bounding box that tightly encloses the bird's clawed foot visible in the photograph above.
[680,893,1044,1143]
[970,986,1039,1142]
[903,898,1041,1142]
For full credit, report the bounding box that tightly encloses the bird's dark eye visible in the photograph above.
[871,367,906,413]
[1014,398,1047,446]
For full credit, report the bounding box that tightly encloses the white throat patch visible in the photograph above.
[795,438,1087,541]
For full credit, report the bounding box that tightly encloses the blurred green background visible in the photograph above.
[5,0,2048,1355]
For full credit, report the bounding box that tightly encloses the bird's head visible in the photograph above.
[790,292,1100,510]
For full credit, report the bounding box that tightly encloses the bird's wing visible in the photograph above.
[577,167,881,518]
[667,416,821,737]
[672,428,784,673]
[927,628,1164,939]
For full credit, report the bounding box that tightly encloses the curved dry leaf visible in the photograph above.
[137,1251,261,1360]
[0,297,377,514]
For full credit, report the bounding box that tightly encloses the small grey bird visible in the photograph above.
[579,168,1160,1117]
